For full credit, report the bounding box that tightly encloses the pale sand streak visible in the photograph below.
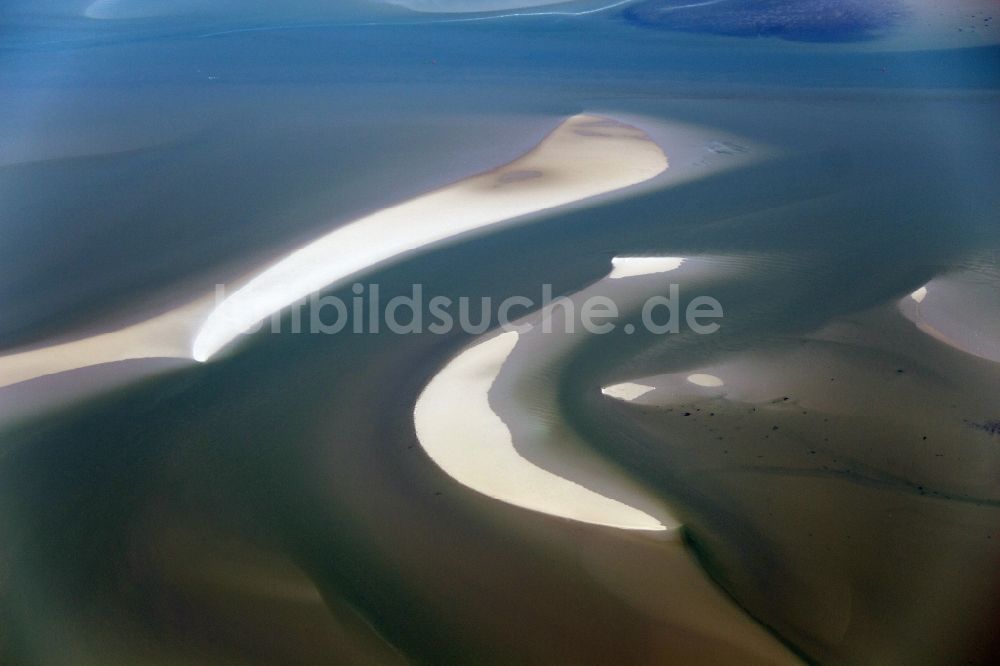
[0,298,212,390]
[601,382,656,401]
[193,114,667,361]
[608,256,685,279]
[601,256,686,400]
[0,114,667,388]
[415,331,668,530]
[687,373,724,387]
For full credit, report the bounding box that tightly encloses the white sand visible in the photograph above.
[608,256,685,279]
[601,382,656,401]
[193,114,667,361]
[414,331,668,531]
[687,373,724,387]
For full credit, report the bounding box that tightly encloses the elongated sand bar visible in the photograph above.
[0,114,666,392]
[193,114,667,361]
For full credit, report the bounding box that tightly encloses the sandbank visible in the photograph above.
[414,330,668,530]
[193,114,667,361]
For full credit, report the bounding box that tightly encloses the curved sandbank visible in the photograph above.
[413,254,709,531]
[0,113,665,396]
[899,270,1000,364]
[686,372,724,387]
[84,0,133,19]
[193,114,668,361]
[415,330,668,531]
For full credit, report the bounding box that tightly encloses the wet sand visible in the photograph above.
[0,18,998,661]
[899,263,1000,364]
[572,300,1000,664]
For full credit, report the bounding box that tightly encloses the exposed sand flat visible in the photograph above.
[193,114,668,361]
[687,373,723,387]
[899,268,1000,364]
[0,297,211,390]
[608,256,685,279]
[414,330,668,530]
[444,256,739,532]
[601,382,656,401]
[411,250,802,658]
[590,301,1000,663]
[413,255,757,532]
[0,113,665,402]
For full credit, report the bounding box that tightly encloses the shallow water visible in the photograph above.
[2,1,999,663]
